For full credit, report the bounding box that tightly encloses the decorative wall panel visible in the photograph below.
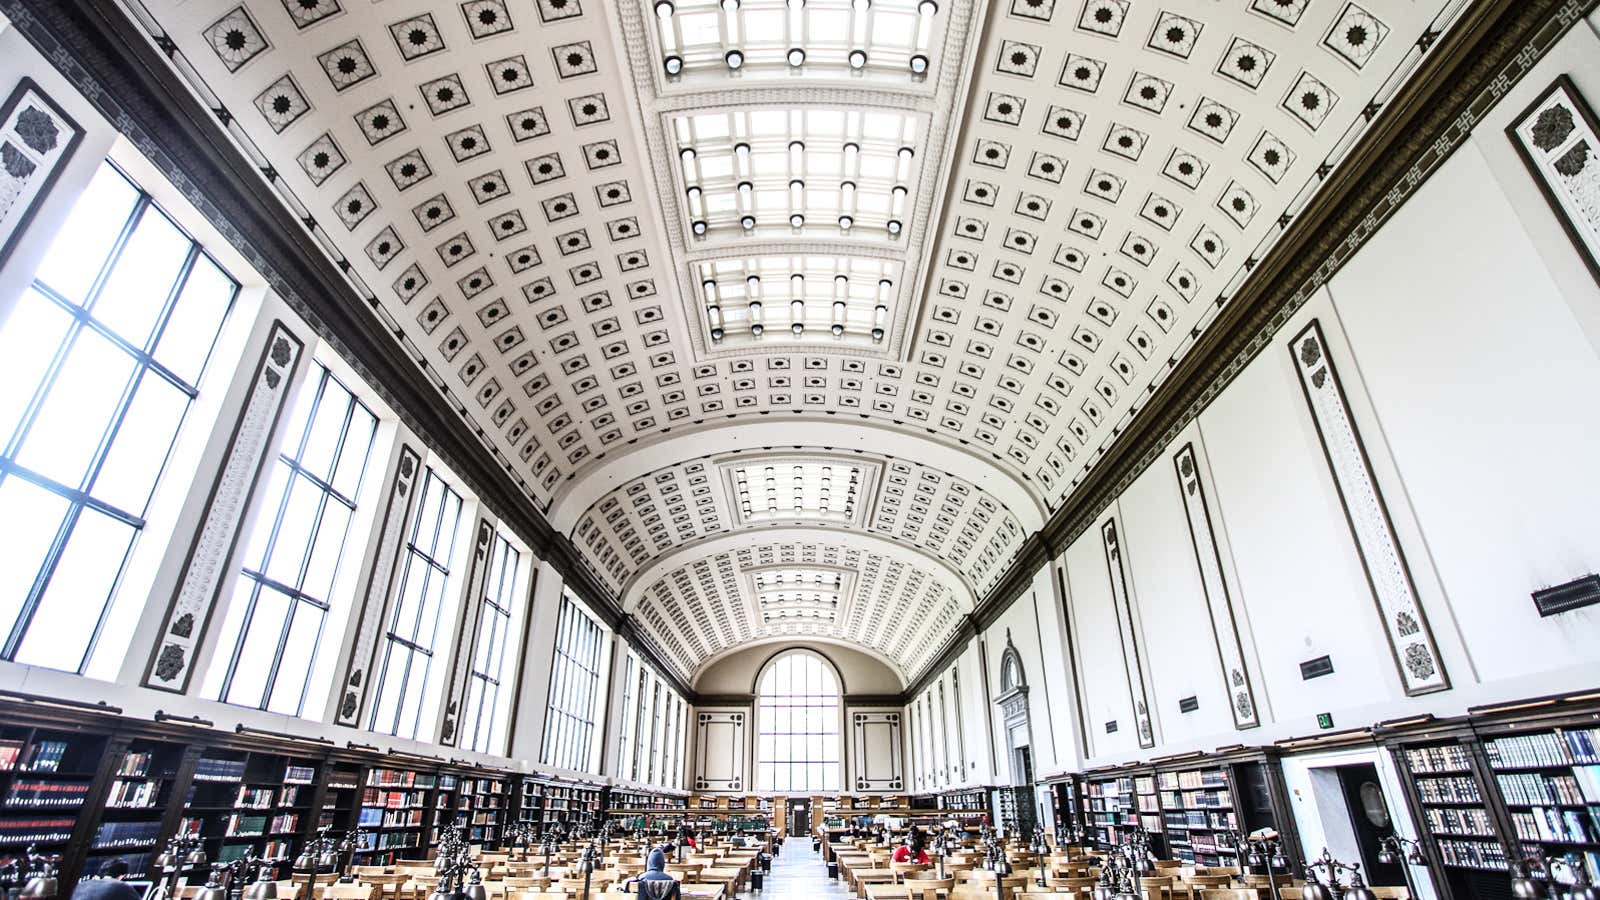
[1289,320,1448,696]
[1172,443,1260,729]
[143,321,303,693]
[439,517,494,745]
[850,709,904,792]
[693,709,747,792]
[1100,518,1155,747]
[336,443,422,726]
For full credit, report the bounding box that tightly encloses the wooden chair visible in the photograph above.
[901,876,955,900]
[892,862,933,881]
[322,885,379,900]
[1186,874,1236,891]
[1153,860,1186,871]
[1055,875,1099,898]
[501,876,552,891]
[974,873,1031,900]
[354,867,394,878]
[1200,891,1265,900]
[1140,874,1178,899]
[505,893,569,900]
[270,882,304,900]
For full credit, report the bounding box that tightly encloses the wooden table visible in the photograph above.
[692,866,744,897]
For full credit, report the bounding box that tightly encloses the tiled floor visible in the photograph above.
[759,839,853,899]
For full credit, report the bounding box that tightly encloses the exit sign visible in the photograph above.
[1317,712,1335,729]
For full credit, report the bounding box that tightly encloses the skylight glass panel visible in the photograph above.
[753,567,843,622]
[675,107,919,240]
[733,462,861,523]
[654,0,941,81]
[697,254,898,347]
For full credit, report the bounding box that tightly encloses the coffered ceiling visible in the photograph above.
[118,0,1472,679]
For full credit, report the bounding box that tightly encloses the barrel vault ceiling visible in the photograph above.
[120,0,1472,682]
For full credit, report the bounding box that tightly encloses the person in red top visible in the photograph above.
[892,826,930,864]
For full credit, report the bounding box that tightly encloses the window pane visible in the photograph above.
[263,474,320,586]
[300,498,350,600]
[90,206,190,349]
[267,602,323,715]
[33,166,139,306]
[0,477,70,641]
[204,575,254,700]
[155,254,233,385]
[14,326,135,486]
[299,379,349,482]
[331,403,376,499]
[0,291,72,446]
[240,461,292,571]
[12,507,135,670]
[92,371,189,514]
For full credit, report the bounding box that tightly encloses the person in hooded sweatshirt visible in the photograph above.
[625,847,680,899]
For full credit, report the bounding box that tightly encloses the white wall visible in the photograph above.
[693,641,904,696]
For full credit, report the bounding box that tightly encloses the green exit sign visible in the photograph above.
[1317,712,1335,729]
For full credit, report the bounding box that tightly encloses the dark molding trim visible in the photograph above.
[903,0,1598,692]
[1,0,683,690]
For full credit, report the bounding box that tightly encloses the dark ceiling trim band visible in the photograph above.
[900,0,1595,700]
[0,0,682,696]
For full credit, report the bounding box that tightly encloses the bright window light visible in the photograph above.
[655,0,939,81]
[0,162,236,676]
[698,254,897,347]
[206,362,378,716]
[731,461,861,523]
[755,649,841,792]
[674,107,919,241]
[752,567,844,623]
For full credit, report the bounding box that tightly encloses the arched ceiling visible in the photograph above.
[127,0,1471,678]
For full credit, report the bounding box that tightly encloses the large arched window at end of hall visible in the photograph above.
[755,649,842,793]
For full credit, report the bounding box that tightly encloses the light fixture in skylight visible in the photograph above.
[752,567,844,623]
[654,0,940,81]
[698,255,897,347]
[675,107,919,240]
[732,462,861,524]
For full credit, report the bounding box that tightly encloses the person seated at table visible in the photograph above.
[892,827,930,864]
[619,847,680,899]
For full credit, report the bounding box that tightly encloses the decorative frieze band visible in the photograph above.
[336,443,421,726]
[1173,443,1260,729]
[143,322,303,693]
[1100,518,1156,748]
[439,518,495,745]
[1289,320,1448,696]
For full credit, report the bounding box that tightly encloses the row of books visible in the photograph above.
[1416,774,1482,804]
[1163,810,1236,830]
[107,779,160,809]
[92,821,162,850]
[1407,744,1472,774]
[5,779,90,808]
[224,814,269,837]
[356,830,420,851]
[1424,805,1496,836]
[1162,789,1232,809]
[0,816,75,844]
[235,786,276,809]
[116,752,155,778]
[269,813,300,835]
[366,769,436,789]
[1486,728,1600,768]
[358,807,423,828]
[362,788,426,809]
[1511,806,1599,844]
[284,765,317,785]
[1160,770,1228,790]
[1497,772,1589,807]
[1436,837,1509,870]
[193,757,248,783]
[279,785,305,807]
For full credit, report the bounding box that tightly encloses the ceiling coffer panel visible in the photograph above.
[570,448,1026,597]
[636,540,960,679]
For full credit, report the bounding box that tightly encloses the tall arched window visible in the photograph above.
[756,650,842,792]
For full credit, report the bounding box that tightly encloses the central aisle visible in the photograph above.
[762,838,854,899]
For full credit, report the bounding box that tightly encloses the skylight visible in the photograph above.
[752,567,845,623]
[675,107,919,240]
[732,462,861,523]
[697,254,898,346]
[653,0,941,81]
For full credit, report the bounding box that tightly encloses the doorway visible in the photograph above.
[1336,763,1404,886]
[787,799,810,838]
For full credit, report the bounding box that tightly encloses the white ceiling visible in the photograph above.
[125,0,1470,679]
